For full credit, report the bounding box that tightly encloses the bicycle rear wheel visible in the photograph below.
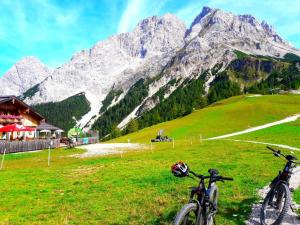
[260,183,291,225]
[173,203,203,225]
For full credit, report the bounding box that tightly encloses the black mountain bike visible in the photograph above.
[172,164,233,225]
[260,146,300,225]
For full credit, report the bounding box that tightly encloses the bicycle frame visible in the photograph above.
[270,157,295,189]
[172,163,233,225]
[266,147,298,206]
[188,175,217,223]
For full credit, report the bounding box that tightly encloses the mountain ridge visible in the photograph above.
[1,6,300,135]
[0,56,52,96]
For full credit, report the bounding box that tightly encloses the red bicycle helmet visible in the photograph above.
[171,162,189,177]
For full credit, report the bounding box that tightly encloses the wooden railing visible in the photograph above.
[0,139,60,154]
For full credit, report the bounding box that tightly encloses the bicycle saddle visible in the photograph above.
[208,169,219,176]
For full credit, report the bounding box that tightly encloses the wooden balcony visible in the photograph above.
[0,115,23,124]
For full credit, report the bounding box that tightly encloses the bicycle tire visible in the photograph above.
[260,183,291,225]
[207,184,218,225]
[173,203,202,225]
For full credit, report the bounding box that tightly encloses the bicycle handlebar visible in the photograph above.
[219,176,234,181]
[267,146,286,158]
[189,171,209,179]
[266,146,299,163]
[266,146,274,151]
[190,171,233,181]
[267,146,280,154]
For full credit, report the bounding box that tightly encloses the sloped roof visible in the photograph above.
[0,96,13,103]
[0,95,44,121]
[36,121,63,131]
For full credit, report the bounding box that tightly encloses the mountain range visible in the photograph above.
[1,6,300,137]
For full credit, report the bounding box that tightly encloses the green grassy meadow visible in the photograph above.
[112,95,300,142]
[0,94,300,224]
[293,190,300,215]
[233,117,300,147]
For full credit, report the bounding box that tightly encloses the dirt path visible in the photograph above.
[223,139,300,151]
[206,114,300,140]
[74,143,146,157]
[246,167,300,225]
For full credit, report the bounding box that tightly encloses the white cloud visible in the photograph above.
[55,9,81,26]
[118,0,147,33]
[175,1,205,27]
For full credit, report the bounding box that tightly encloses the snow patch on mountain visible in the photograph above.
[76,92,103,128]
[117,74,179,129]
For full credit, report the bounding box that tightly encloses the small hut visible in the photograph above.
[36,121,64,139]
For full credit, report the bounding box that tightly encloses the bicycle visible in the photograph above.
[260,146,300,225]
[171,162,233,225]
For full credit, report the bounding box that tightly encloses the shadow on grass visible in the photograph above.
[148,197,257,225]
[151,209,177,225]
[219,197,256,225]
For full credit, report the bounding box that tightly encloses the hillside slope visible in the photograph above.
[112,94,300,142]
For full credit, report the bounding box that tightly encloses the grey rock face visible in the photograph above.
[22,14,186,127]
[2,7,300,128]
[0,57,52,96]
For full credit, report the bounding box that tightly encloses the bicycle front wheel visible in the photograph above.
[207,184,218,225]
[260,183,291,225]
[173,203,203,225]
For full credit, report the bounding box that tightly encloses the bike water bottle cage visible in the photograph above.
[171,162,189,177]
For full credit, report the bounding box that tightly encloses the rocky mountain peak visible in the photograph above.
[185,6,216,38]
[136,13,183,31]
[191,6,214,26]
[0,56,52,96]
[261,20,274,34]
[238,14,259,26]
[117,13,186,58]
[16,56,42,64]
[184,6,293,52]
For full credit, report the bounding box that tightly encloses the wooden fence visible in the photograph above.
[0,139,60,154]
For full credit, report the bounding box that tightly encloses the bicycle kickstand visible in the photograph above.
[290,204,296,212]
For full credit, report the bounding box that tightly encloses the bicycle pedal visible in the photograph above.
[290,187,295,192]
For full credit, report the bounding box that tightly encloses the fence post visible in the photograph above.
[48,141,53,166]
[0,148,6,170]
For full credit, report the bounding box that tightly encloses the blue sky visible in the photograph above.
[0,0,299,76]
